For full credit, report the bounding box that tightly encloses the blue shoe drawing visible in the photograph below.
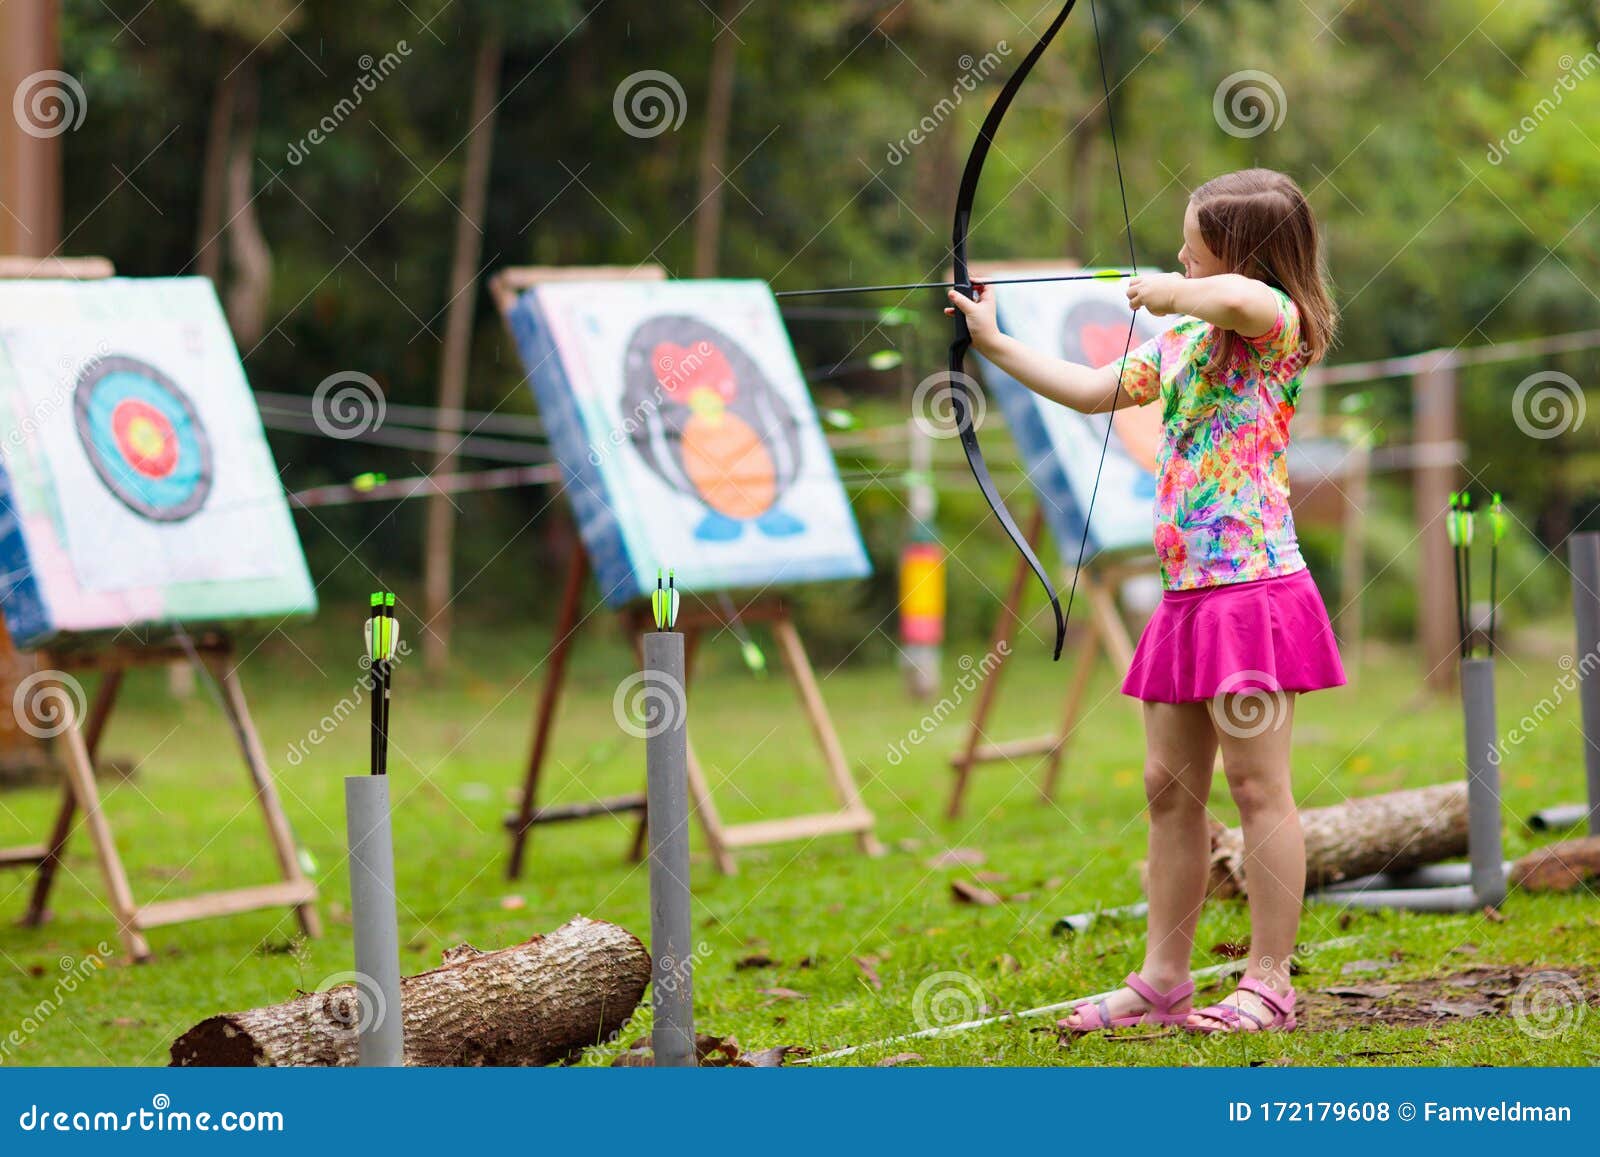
[694,511,744,541]
[756,508,805,537]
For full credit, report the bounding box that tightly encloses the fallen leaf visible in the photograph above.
[1450,943,1480,955]
[1322,984,1398,999]
[742,1045,808,1068]
[951,880,1002,906]
[499,895,526,911]
[735,954,776,970]
[854,956,882,990]
[974,870,1010,884]
[927,847,987,869]
[757,987,807,1001]
[1340,959,1394,975]
[1425,999,1496,1018]
[876,1052,923,1067]
[995,954,1021,975]
[1482,906,1506,923]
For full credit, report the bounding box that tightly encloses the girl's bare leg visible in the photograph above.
[1062,700,1216,1024]
[1189,693,1301,1029]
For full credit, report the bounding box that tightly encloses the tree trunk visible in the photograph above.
[422,27,503,674]
[222,55,272,347]
[194,45,241,283]
[1510,836,1600,893]
[169,917,649,1067]
[691,0,740,277]
[1205,783,1469,899]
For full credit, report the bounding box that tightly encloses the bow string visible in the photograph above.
[946,0,1140,661]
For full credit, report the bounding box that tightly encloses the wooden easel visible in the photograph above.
[0,257,319,960]
[2,636,322,960]
[491,264,882,876]
[946,506,1145,819]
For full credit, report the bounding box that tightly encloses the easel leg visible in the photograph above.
[210,655,322,940]
[23,669,123,927]
[54,695,148,960]
[1039,624,1101,803]
[507,547,588,879]
[947,506,1043,820]
[771,613,883,856]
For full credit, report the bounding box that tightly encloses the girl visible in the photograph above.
[947,168,1344,1033]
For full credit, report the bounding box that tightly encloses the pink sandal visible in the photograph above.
[1057,971,1196,1034]
[1186,976,1297,1034]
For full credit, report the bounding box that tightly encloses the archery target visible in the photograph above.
[74,355,213,521]
[505,278,868,605]
[0,277,316,647]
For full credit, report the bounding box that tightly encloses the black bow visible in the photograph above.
[946,0,1139,661]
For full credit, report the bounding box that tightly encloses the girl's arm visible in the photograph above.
[946,287,1132,414]
[1127,272,1279,338]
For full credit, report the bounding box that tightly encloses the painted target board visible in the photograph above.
[505,279,870,605]
[0,277,316,648]
[975,268,1186,563]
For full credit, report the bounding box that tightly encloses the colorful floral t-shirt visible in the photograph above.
[1116,287,1309,590]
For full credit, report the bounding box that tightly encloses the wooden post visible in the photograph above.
[0,0,62,258]
[1413,352,1459,692]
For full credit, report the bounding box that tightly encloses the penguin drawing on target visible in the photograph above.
[622,317,806,543]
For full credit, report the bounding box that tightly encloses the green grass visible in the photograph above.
[0,618,1597,1067]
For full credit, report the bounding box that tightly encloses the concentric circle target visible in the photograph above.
[73,356,212,522]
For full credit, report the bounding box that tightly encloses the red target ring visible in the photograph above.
[110,399,180,479]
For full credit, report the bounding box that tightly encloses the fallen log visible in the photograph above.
[1203,783,1469,899]
[171,916,649,1067]
[1510,836,1600,893]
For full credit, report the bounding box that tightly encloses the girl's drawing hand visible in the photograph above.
[1126,272,1185,316]
[945,283,1000,349]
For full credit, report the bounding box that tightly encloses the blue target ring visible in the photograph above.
[73,356,212,522]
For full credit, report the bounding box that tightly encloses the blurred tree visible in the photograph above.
[177,0,304,345]
[422,0,576,672]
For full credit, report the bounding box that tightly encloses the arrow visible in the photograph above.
[773,269,1131,300]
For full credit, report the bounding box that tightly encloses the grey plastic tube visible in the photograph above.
[644,631,694,1067]
[1526,802,1588,832]
[345,775,405,1067]
[1571,532,1600,835]
[1461,657,1506,907]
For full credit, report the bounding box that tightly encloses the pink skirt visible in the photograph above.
[1121,568,1347,703]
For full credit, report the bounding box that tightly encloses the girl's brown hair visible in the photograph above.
[1190,169,1337,366]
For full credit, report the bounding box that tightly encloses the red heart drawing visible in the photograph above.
[1079,321,1134,368]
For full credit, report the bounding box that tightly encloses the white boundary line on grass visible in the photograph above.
[801,934,1366,1064]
